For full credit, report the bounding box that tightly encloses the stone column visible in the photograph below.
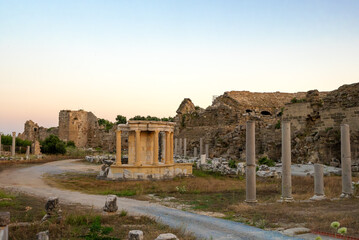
[340,124,353,198]
[183,138,187,157]
[0,212,10,240]
[174,138,178,155]
[200,138,203,155]
[170,132,174,164]
[26,146,30,160]
[179,138,183,156]
[153,130,159,165]
[245,121,257,203]
[280,121,294,202]
[194,147,198,158]
[115,130,122,166]
[161,132,166,162]
[166,132,171,164]
[135,130,141,166]
[0,133,2,155]
[205,144,209,159]
[11,132,16,157]
[310,164,326,200]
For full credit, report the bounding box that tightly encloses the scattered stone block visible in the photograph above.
[103,195,118,212]
[282,227,310,237]
[36,230,49,240]
[41,197,62,223]
[155,233,179,240]
[128,230,143,240]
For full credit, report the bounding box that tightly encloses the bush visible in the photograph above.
[130,115,174,122]
[1,135,31,147]
[228,159,236,168]
[275,120,281,129]
[41,135,66,154]
[98,119,114,132]
[258,156,275,167]
[115,115,127,124]
[66,141,76,148]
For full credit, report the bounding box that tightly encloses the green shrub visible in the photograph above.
[98,119,114,132]
[258,156,275,167]
[81,216,120,240]
[41,135,66,154]
[66,141,76,148]
[130,115,174,122]
[275,120,281,129]
[115,115,127,124]
[0,135,31,147]
[228,159,236,168]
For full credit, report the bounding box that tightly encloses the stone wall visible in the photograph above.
[175,83,359,166]
[20,110,116,150]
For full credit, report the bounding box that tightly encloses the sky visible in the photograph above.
[1,0,359,135]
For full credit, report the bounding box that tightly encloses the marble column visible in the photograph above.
[194,147,198,158]
[115,130,122,166]
[340,124,353,198]
[161,132,166,162]
[280,121,294,202]
[205,144,209,159]
[0,212,10,240]
[179,138,183,156]
[170,132,174,164]
[200,138,203,155]
[0,133,2,155]
[26,146,30,160]
[135,130,141,166]
[245,121,257,203]
[11,132,16,157]
[166,132,171,164]
[153,131,159,165]
[174,138,178,155]
[310,163,326,200]
[183,138,187,157]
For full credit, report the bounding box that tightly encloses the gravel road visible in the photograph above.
[0,159,301,240]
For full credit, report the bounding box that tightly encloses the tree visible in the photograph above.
[41,135,66,154]
[115,115,127,124]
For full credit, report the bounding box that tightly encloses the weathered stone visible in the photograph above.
[128,230,143,240]
[155,233,179,240]
[340,124,353,198]
[280,121,294,202]
[11,132,16,157]
[41,197,62,223]
[103,195,118,212]
[310,164,326,201]
[245,121,257,203]
[0,212,10,226]
[36,230,49,240]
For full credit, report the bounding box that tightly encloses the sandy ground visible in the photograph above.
[0,159,318,240]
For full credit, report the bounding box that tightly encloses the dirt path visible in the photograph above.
[0,159,300,240]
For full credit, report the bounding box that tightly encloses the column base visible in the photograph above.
[245,199,258,204]
[310,195,327,201]
[277,197,294,203]
[340,193,353,199]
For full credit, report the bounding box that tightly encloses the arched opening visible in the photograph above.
[261,111,271,116]
[246,109,252,113]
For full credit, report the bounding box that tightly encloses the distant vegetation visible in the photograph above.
[290,97,306,103]
[41,135,66,154]
[98,118,114,132]
[115,115,127,124]
[130,115,175,122]
[0,135,31,147]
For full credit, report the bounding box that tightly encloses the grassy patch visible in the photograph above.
[1,189,195,240]
[44,170,359,237]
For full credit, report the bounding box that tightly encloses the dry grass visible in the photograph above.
[0,188,195,240]
[45,170,359,237]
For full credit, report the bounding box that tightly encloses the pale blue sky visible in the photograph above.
[1,0,359,134]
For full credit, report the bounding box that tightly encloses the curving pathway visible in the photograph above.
[0,159,301,240]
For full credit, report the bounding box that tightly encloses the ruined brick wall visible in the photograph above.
[19,120,58,142]
[175,83,359,166]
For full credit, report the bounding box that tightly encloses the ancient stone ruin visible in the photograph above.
[107,120,192,180]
